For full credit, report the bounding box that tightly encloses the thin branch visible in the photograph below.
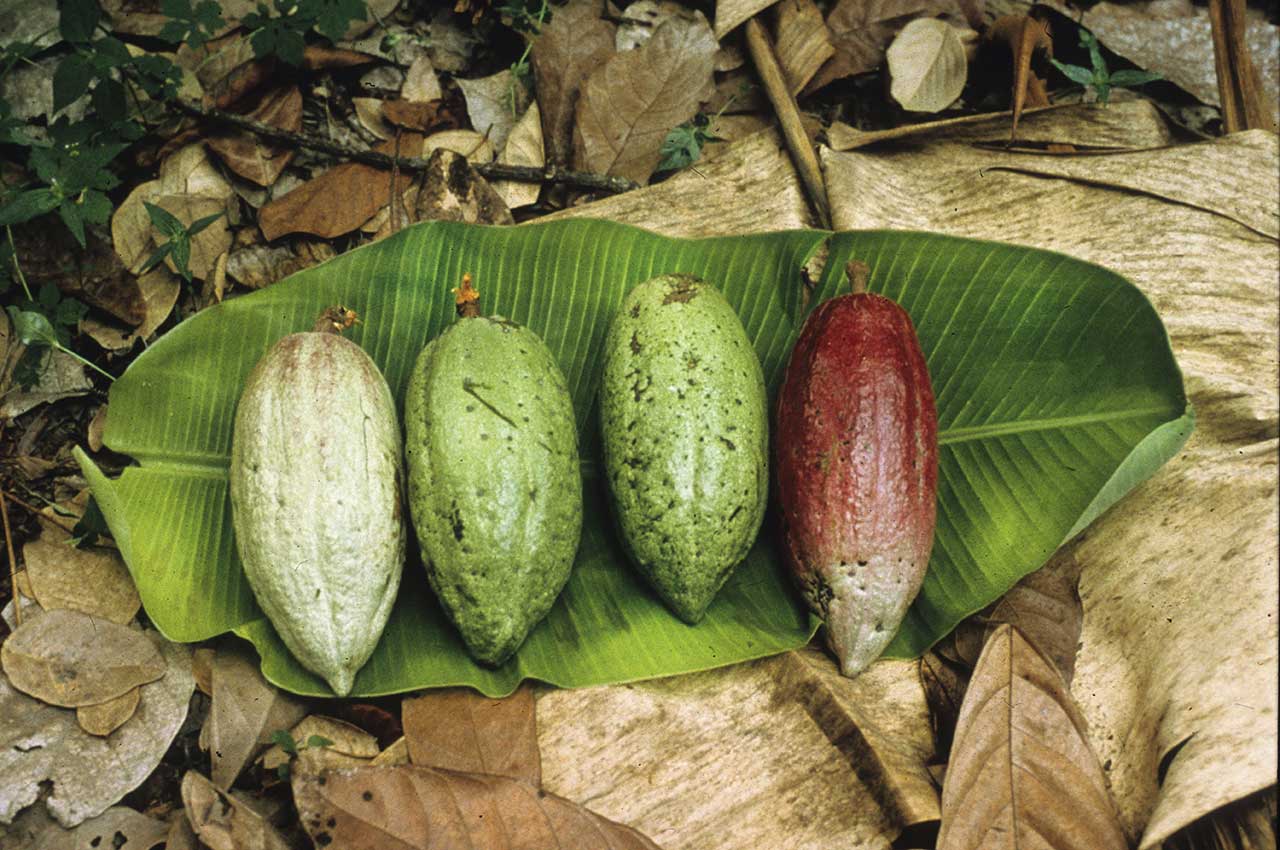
[1,485,19,627]
[1,491,80,535]
[166,99,640,195]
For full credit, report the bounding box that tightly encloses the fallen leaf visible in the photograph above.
[1,609,165,708]
[938,624,1127,850]
[530,0,617,169]
[353,96,393,139]
[192,648,215,696]
[162,812,200,850]
[0,633,193,826]
[86,404,107,452]
[402,685,540,784]
[382,99,458,133]
[75,686,142,737]
[825,104,1063,150]
[256,133,424,240]
[224,240,336,290]
[807,0,968,92]
[573,18,717,183]
[205,643,306,790]
[371,737,410,767]
[423,129,494,163]
[331,702,404,749]
[79,269,180,352]
[291,757,662,850]
[158,142,236,202]
[259,715,380,772]
[30,805,168,850]
[492,102,545,209]
[774,0,836,95]
[413,149,514,226]
[714,0,775,38]
[986,14,1053,137]
[206,86,303,187]
[0,348,92,420]
[887,18,970,112]
[617,1,710,51]
[9,223,147,327]
[147,193,232,282]
[457,69,530,154]
[402,55,442,103]
[180,772,291,850]
[22,524,141,625]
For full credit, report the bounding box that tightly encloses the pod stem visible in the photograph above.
[845,261,870,295]
[454,273,481,318]
[313,306,359,334]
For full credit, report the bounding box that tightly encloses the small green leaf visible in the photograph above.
[1108,69,1162,87]
[269,729,298,754]
[6,306,59,347]
[311,0,366,42]
[37,282,60,310]
[58,201,87,249]
[187,211,225,238]
[70,497,110,548]
[79,189,113,226]
[304,734,334,749]
[58,0,102,43]
[91,79,128,123]
[138,244,174,275]
[54,296,88,328]
[1051,60,1097,87]
[144,202,185,237]
[0,189,60,227]
[53,54,92,113]
[171,237,193,281]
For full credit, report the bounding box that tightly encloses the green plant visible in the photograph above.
[501,0,549,114]
[269,730,334,779]
[240,0,368,66]
[1051,29,1162,104]
[138,203,224,283]
[657,113,721,173]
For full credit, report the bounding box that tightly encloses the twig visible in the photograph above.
[2,490,80,535]
[1208,0,1277,132]
[167,99,640,195]
[1,485,19,627]
[744,18,832,230]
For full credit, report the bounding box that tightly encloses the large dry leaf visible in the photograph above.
[456,69,530,155]
[30,805,168,850]
[714,0,775,38]
[938,624,1127,850]
[402,55,442,103]
[259,715,379,772]
[538,651,935,850]
[807,0,966,92]
[22,525,140,625]
[79,269,181,352]
[820,103,1279,847]
[290,757,662,850]
[1,609,165,707]
[180,772,291,850]
[493,102,544,208]
[402,685,540,785]
[774,0,836,95]
[256,133,424,240]
[205,644,306,790]
[75,686,142,737]
[572,18,716,183]
[0,633,193,826]
[0,347,92,420]
[206,85,303,187]
[412,149,513,226]
[530,0,617,170]
[886,18,969,112]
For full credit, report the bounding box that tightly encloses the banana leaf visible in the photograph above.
[77,220,1191,696]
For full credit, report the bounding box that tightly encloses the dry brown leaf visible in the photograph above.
[205,644,306,790]
[382,99,458,133]
[371,736,410,766]
[163,810,201,850]
[259,715,380,772]
[191,647,215,696]
[825,104,1063,150]
[573,18,717,183]
[147,193,232,281]
[493,101,544,208]
[714,0,775,38]
[938,624,1127,850]
[224,240,336,290]
[157,142,235,201]
[86,404,107,452]
[807,0,968,92]
[22,525,141,625]
[985,14,1052,137]
[1,609,165,708]
[180,772,291,850]
[423,129,494,162]
[820,104,1278,847]
[75,686,142,737]
[291,757,662,850]
[456,69,530,154]
[0,633,193,826]
[402,55,442,103]
[79,269,180,352]
[0,347,92,420]
[530,0,617,169]
[413,149,513,225]
[30,805,168,850]
[402,685,540,784]
[353,96,393,139]
[9,223,146,327]
[206,86,303,187]
[774,0,836,95]
[256,133,424,240]
[886,18,970,112]
[617,2,714,53]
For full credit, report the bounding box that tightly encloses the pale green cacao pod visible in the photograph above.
[230,314,405,696]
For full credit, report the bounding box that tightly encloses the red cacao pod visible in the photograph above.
[775,269,938,677]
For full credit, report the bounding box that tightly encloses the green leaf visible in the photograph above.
[1051,60,1096,87]
[143,201,185,237]
[79,189,113,226]
[54,296,88,327]
[187,211,225,238]
[7,306,59,346]
[305,734,334,748]
[1107,69,1162,87]
[91,78,127,123]
[75,221,1189,697]
[58,200,87,248]
[170,237,192,281]
[270,729,297,754]
[58,0,102,43]
[53,54,92,113]
[310,0,366,42]
[137,244,173,275]
[0,188,60,227]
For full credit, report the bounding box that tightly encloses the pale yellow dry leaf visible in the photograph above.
[22,526,140,625]
[493,102,544,209]
[110,180,163,271]
[774,0,836,95]
[76,686,142,737]
[352,96,392,139]
[30,805,168,850]
[86,404,107,452]
[886,18,968,112]
[158,143,234,202]
[191,647,215,696]
[205,644,306,790]
[80,268,180,351]
[402,55,442,102]
[456,69,529,155]
[258,715,379,771]
[714,0,775,37]
[820,103,1279,847]
[180,772,291,850]
[371,736,410,766]
[1,609,165,708]
[423,129,495,163]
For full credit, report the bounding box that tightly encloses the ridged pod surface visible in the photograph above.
[405,315,582,666]
[600,275,769,623]
[230,319,405,696]
[775,286,937,677]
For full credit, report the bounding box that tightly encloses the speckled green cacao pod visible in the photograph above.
[404,296,583,667]
[230,308,405,697]
[599,275,769,623]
